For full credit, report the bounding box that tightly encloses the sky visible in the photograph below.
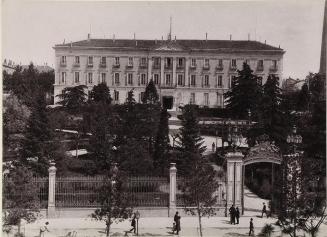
[2,0,325,79]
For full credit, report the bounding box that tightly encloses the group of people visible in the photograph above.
[228,205,240,224]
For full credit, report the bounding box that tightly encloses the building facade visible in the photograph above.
[53,35,284,109]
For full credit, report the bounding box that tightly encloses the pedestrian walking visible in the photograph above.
[39,222,49,237]
[235,207,240,224]
[229,205,236,225]
[249,218,254,236]
[212,142,216,152]
[130,215,136,234]
[261,202,268,218]
[175,212,181,235]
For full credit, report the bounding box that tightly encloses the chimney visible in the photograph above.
[135,40,138,46]
[155,39,157,44]
[134,33,136,40]
[174,36,176,41]
[264,40,266,44]
[230,34,232,40]
[161,36,163,41]
[88,33,91,40]
[206,32,208,41]
[113,34,115,43]
[70,41,73,47]
[279,45,280,49]
[248,33,250,41]
[63,39,65,44]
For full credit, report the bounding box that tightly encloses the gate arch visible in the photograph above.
[241,139,283,214]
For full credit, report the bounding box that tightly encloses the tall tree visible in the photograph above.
[88,104,117,174]
[89,83,112,104]
[297,83,310,111]
[3,94,31,160]
[3,166,39,236]
[142,79,159,104]
[224,63,263,119]
[153,108,171,175]
[178,105,219,237]
[21,92,52,176]
[125,89,136,105]
[258,74,287,146]
[92,167,133,237]
[177,105,206,175]
[56,85,87,112]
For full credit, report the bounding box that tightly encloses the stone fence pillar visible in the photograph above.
[226,152,244,213]
[48,162,57,218]
[169,163,177,217]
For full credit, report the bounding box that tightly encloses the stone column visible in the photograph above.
[225,152,244,212]
[48,162,57,218]
[172,57,176,86]
[185,58,189,87]
[169,163,177,217]
[148,57,152,83]
[161,57,165,85]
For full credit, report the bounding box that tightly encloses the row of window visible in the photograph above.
[60,55,278,70]
[60,71,245,87]
[108,90,224,107]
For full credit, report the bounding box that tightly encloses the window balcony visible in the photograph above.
[269,66,278,72]
[160,84,176,89]
[216,65,224,71]
[203,65,210,70]
[230,66,237,71]
[114,82,120,86]
[73,63,80,68]
[87,63,93,68]
[126,64,133,69]
[176,65,185,70]
[139,64,147,69]
[60,62,67,67]
[152,64,160,70]
[99,63,106,68]
[113,64,120,69]
[203,84,211,88]
[257,66,264,72]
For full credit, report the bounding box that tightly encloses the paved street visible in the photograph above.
[8,212,327,237]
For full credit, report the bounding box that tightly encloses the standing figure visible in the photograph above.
[212,142,216,152]
[235,207,240,224]
[261,202,267,218]
[175,212,181,235]
[39,222,49,237]
[249,218,254,236]
[130,215,136,233]
[229,205,236,224]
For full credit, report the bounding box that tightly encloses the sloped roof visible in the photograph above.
[55,39,284,52]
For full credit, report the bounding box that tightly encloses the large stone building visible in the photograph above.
[53,34,284,109]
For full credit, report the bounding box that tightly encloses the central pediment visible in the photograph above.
[152,41,186,51]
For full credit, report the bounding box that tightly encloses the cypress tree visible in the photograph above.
[224,63,263,119]
[153,108,171,175]
[142,79,159,104]
[177,105,206,175]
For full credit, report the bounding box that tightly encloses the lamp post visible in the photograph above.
[227,126,243,206]
[285,125,302,234]
[135,210,140,236]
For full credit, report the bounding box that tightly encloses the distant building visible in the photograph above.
[282,77,306,93]
[53,33,285,108]
[2,59,16,74]
[21,64,54,73]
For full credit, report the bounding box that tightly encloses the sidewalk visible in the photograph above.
[9,213,306,237]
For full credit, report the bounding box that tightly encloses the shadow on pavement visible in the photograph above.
[223,232,251,237]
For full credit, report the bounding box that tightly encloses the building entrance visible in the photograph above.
[162,96,174,109]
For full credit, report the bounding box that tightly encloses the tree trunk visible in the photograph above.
[197,207,203,237]
[17,219,21,235]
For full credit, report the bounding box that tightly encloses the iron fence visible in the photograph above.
[127,176,169,207]
[55,176,169,208]
[176,176,226,207]
[55,176,103,207]
[3,176,48,209]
